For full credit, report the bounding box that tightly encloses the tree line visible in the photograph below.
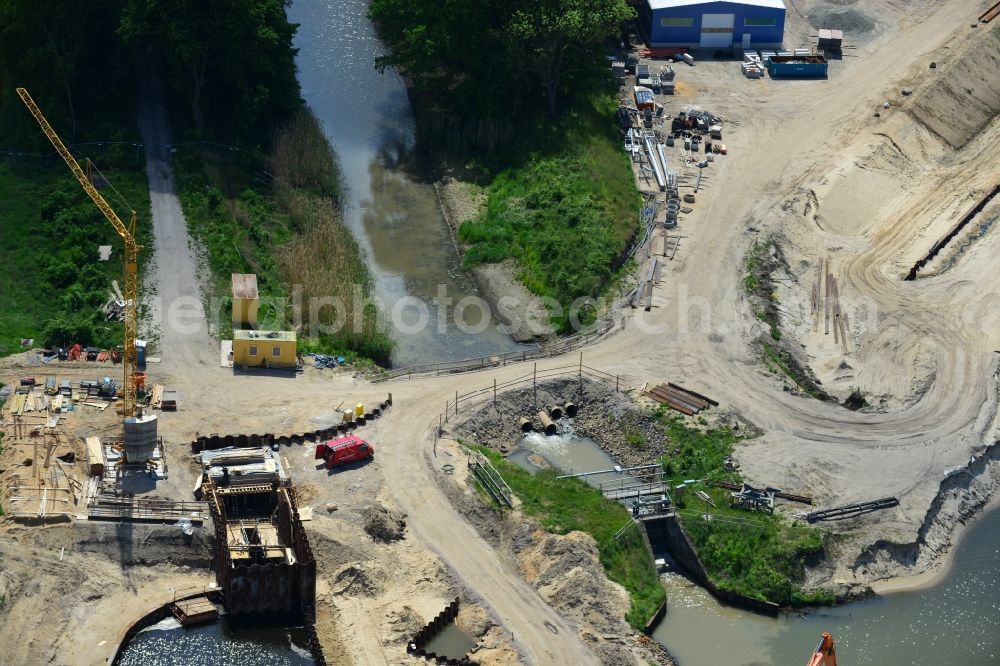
[0,0,300,145]
[368,0,634,152]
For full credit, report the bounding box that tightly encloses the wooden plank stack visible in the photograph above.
[150,384,164,409]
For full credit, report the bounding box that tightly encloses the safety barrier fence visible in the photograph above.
[436,355,623,434]
[468,451,514,508]
[371,315,620,382]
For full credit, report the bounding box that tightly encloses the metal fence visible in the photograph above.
[435,354,624,433]
[370,314,621,383]
[468,451,514,509]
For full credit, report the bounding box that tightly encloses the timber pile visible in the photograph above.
[149,384,164,409]
[643,382,718,415]
[6,393,28,415]
[980,1,1000,23]
[812,257,850,354]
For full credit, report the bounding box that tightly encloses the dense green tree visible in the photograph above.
[506,0,633,117]
[119,0,301,136]
[0,0,132,143]
[370,0,633,122]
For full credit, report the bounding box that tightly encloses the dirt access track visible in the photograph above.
[3,1,1000,664]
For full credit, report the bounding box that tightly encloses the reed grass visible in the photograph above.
[270,108,342,202]
[177,106,394,366]
[276,193,393,365]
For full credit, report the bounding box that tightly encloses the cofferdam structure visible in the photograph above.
[204,477,317,621]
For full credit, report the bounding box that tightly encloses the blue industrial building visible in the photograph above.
[638,0,786,49]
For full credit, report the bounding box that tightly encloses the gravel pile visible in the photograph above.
[807,8,876,34]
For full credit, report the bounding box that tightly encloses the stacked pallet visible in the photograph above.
[643,382,718,415]
[149,384,164,409]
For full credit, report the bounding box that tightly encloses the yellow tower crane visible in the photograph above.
[17,87,142,418]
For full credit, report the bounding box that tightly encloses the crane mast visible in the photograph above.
[17,87,142,418]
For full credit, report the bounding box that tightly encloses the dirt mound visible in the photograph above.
[517,530,629,636]
[362,504,407,543]
[331,563,383,597]
[909,24,1000,148]
[384,605,427,644]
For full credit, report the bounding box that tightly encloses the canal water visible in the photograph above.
[510,427,623,488]
[116,616,313,665]
[423,621,477,661]
[287,0,527,368]
[509,426,999,665]
[654,506,1000,666]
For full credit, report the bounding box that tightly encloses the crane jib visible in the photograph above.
[17,86,142,419]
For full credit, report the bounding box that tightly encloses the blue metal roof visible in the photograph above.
[648,0,785,9]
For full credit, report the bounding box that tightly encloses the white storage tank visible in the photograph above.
[124,414,158,463]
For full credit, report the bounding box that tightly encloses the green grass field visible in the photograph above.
[472,445,665,629]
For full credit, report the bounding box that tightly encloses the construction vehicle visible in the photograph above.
[315,436,375,470]
[806,632,837,666]
[17,88,142,419]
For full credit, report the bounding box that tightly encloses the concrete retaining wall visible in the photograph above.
[645,514,780,615]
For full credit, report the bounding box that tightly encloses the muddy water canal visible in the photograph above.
[288,0,528,368]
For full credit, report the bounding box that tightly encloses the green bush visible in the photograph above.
[458,99,640,331]
[0,164,149,355]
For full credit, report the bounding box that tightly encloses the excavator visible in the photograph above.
[806,632,838,666]
[17,87,143,419]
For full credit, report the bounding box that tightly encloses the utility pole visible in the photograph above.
[533,363,537,410]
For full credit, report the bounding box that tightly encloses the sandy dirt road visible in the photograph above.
[135,68,218,375]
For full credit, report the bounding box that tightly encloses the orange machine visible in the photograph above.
[807,633,837,666]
